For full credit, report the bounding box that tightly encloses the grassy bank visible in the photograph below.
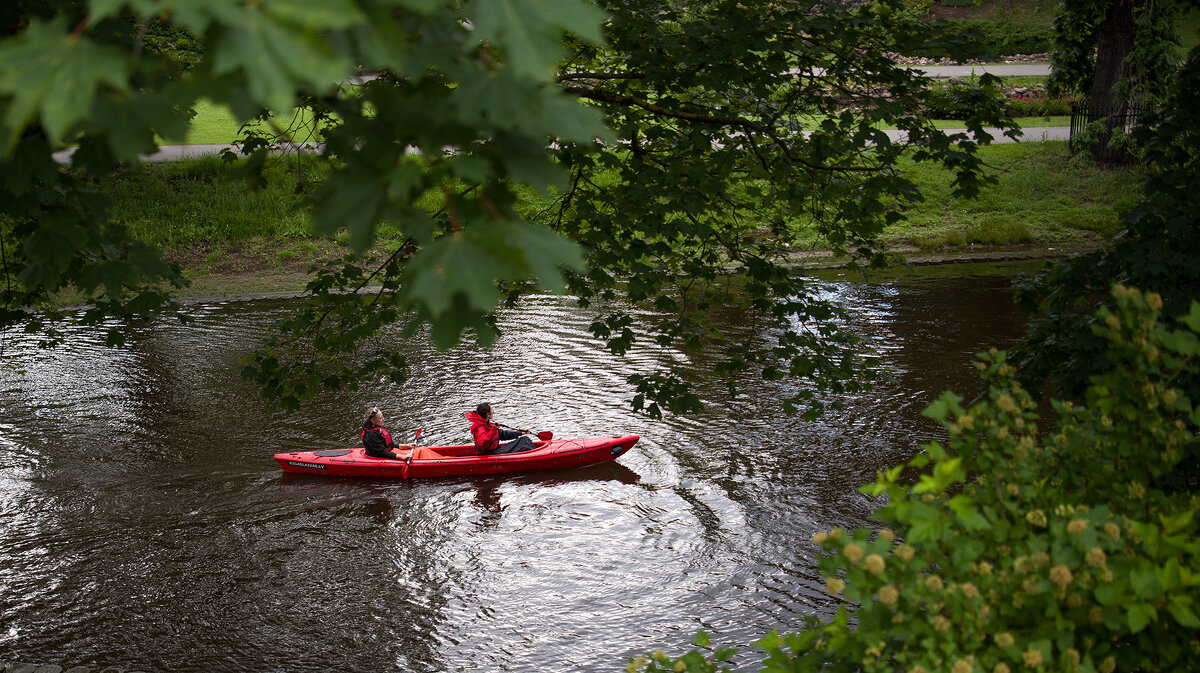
[158,98,331,146]
[934,0,1200,55]
[99,142,1142,296]
[882,142,1139,250]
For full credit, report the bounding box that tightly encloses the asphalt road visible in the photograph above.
[903,63,1051,79]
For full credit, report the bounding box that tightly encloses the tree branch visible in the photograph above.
[557,71,647,82]
[561,84,769,130]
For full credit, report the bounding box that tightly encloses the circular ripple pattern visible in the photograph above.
[0,267,1030,672]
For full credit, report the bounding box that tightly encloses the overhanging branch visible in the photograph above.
[561,84,769,130]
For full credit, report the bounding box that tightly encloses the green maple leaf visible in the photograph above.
[0,18,130,154]
[402,219,583,324]
[210,6,354,112]
[402,230,515,321]
[468,0,605,80]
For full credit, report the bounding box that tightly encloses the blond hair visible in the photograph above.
[363,406,381,426]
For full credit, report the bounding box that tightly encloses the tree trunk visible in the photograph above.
[1088,0,1137,162]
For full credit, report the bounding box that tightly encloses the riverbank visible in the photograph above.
[158,239,1094,306]
[101,140,1133,302]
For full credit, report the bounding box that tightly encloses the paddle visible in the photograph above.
[495,422,553,441]
[398,427,422,479]
[406,427,424,465]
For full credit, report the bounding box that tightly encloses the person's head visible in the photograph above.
[475,402,493,420]
[364,406,383,427]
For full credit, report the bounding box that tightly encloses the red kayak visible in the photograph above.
[274,435,639,479]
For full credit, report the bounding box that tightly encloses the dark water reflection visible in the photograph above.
[0,262,1033,672]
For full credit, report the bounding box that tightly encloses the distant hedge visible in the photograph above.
[943,19,1055,55]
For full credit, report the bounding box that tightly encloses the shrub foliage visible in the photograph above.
[630,286,1200,673]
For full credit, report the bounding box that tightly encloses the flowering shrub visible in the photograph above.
[627,286,1200,673]
[1005,92,1077,117]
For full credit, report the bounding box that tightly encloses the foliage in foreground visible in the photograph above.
[243,0,1017,415]
[630,27,1200,668]
[1,0,1016,417]
[631,285,1200,673]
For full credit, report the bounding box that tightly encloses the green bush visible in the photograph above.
[901,0,935,17]
[938,0,983,6]
[945,20,1055,55]
[629,286,1200,672]
[924,82,1005,120]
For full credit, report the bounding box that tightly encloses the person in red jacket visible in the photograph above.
[465,403,536,455]
[361,406,414,460]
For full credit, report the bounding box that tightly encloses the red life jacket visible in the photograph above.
[464,411,499,451]
[361,425,393,447]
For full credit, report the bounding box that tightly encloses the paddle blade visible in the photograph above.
[414,427,423,442]
[537,431,553,441]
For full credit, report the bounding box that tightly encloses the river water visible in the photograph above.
[0,263,1032,672]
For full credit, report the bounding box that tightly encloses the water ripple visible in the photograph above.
[0,269,1032,672]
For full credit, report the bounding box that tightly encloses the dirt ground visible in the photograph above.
[158,238,1092,305]
[162,239,394,300]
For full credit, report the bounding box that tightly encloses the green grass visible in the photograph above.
[1182,9,1200,54]
[157,99,331,146]
[96,140,1142,277]
[93,141,1142,285]
[993,76,1048,87]
[104,155,321,244]
[885,141,1142,251]
[934,0,1057,27]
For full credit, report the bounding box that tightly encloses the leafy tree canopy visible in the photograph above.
[1,0,1016,415]
[1049,0,1195,105]
[1048,0,1197,161]
[1014,31,1200,403]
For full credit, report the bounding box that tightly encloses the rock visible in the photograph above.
[888,52,1051,66]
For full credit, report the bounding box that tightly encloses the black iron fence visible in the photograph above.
[1069,101,1148,164]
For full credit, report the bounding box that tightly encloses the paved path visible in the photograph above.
[52,125,1067,165]
[901,63,1051,79]
[51,142,320,164]
[49,64,1061,164]
[806,63,1051,79]
[885,126,1069,144]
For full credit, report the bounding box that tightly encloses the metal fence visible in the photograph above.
[1069,101,1148,164]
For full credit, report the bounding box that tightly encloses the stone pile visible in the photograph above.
[890,52,1051,65]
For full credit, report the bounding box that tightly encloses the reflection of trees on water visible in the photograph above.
[626,272,1030,562]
